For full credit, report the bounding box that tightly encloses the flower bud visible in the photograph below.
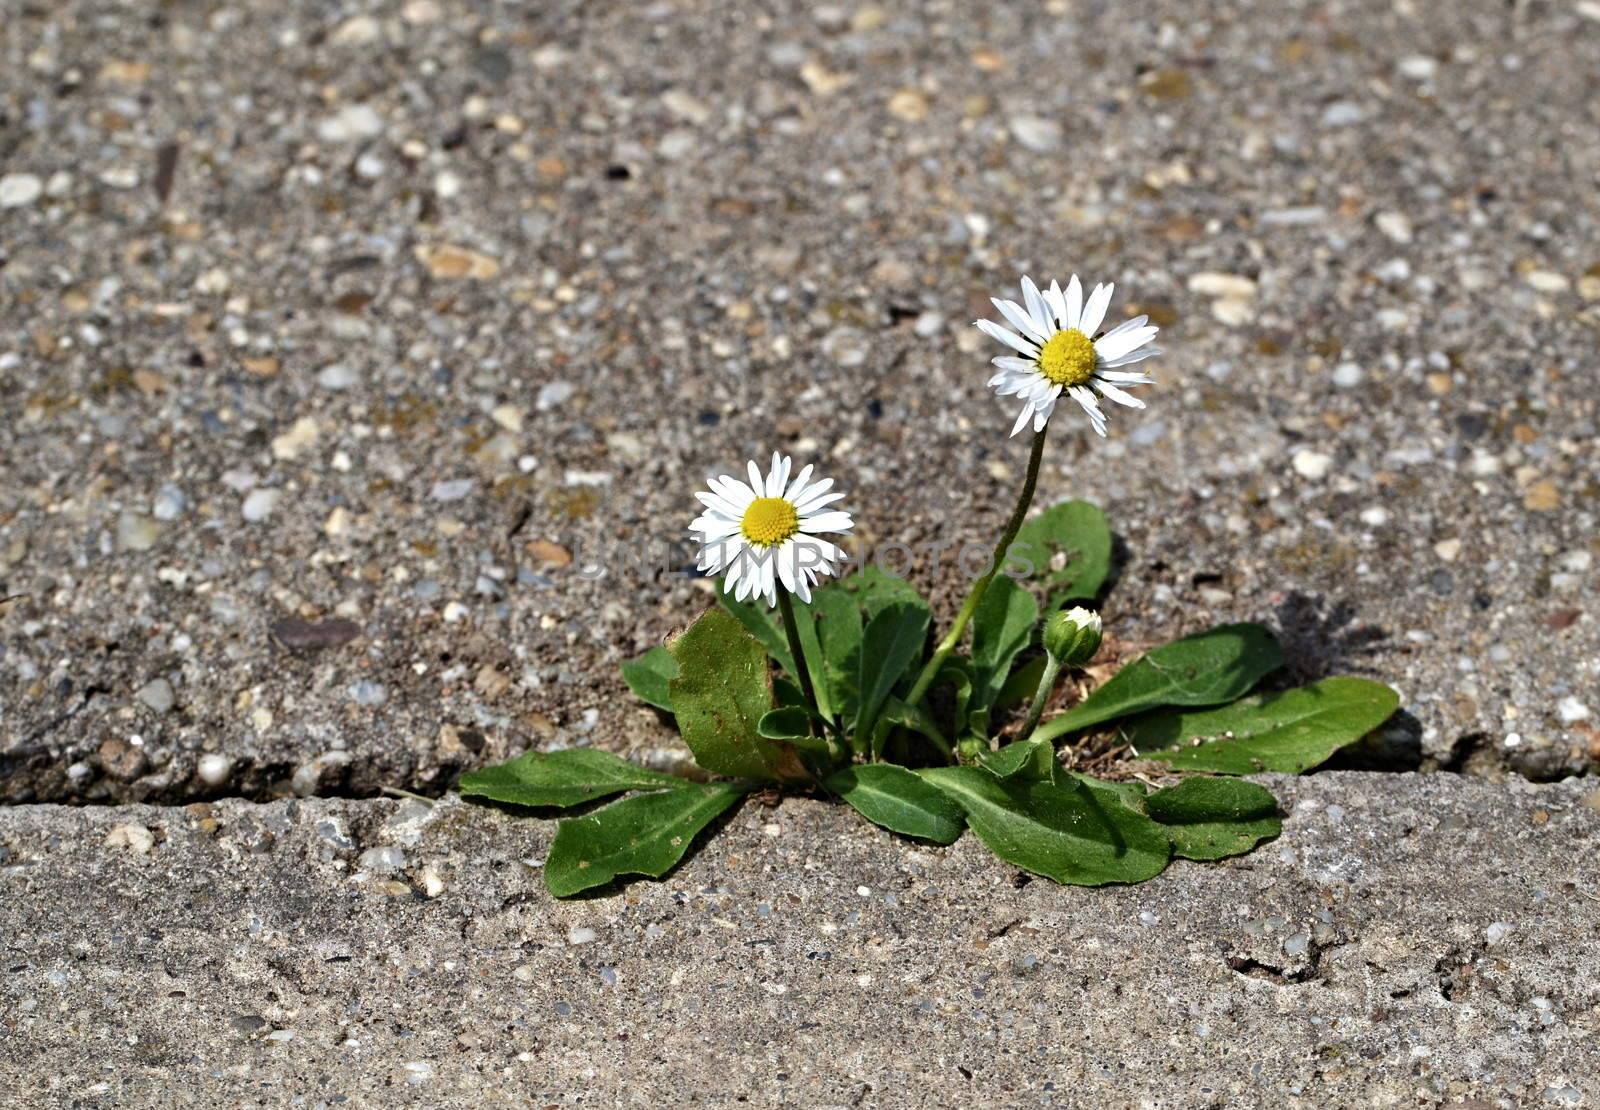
[1042,606,1102,667]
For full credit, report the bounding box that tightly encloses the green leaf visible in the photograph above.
[755,707,836,761]
[458,748,682,809]
[791,596,833,723]
[1145,777,1282,860]
[620,646,678,713]
[826,764,964,845]
[1009,500,1112,607]
[919,766,1170,885]
[757,706,814,740]
[994,653,1045,711]
[805,585,861,723]
[1128,676,1401,774]
[717,584,794,673]
[841,565,926,620]
[969,577,1039,723]
[976,737,1059,783]
[1034,623,1284,743]
[866,695,950,760]
[668,609,808,783]
[854,600,930,740]
[544,783,746,896]
[937,658,975,736]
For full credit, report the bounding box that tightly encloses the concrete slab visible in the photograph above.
[2,772,1596,1107]
[2,1,1597,801]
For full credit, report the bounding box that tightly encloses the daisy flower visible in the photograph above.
[976,274,1161,437]
[690,452,853,608]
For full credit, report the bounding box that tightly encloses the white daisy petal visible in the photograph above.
[991,355,1037,373]
[1080,282,1114,336]
[975,319,1041,357]
[1010,403,1035,437]
[1094,369,1155,384]
[795,492,847,516]
[710,474,757,508]
[1093,379,1147,409]
[1064,275,1083,330]
[1094,326,1158,362]
[1044,280,1069,328]
[1020,276,1053,337]
[797,510,852,534]
[746,459,765,496]
[1098,314,1149,340]
[993,298,1049,345]
[784,463,814,501]
[1100,346,1162,369]
[1069,385,1108,436]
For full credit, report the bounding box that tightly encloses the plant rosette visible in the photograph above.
[462,276,1401,897]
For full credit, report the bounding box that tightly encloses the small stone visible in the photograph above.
[271,617,361,651]
[1375,211,1414,243]
[330,14,381,45]
[358,846,406,874]
[1292,450,1334,481]
[1007,115,1061,152]
[241,489,280,522]
[419,866,445,899]
[430,478,476,502]
[1359,507,1389,527]
[1434,538,1462,562]
[105,824,155,854]
[529,540,572,566]
[1187,272,1256,299]
[887,88,929,122]
[1320,101,1365,127]
[1484,921,1513,946]
[1525,270,1570,294]
[1397,55,1437,80]
[348,680,388,707]
[536,381,575,411]
[292,751,352,796]
[317,363,359,390]
[195,268,231,295]
[317,104,385,144]
[1557,697,1591,724]
[98,737,146,781]
[134,678,176,715]
[270,417,319,461]
[660,89,712,124]
[1210,297,1254,326]
[414,243,499,280]
[116,511,161,552]
[0,173,44,208]
[152,484,187,521]
[1332,362,1365,389]
[1374,258,1412,285]
[567,926,597,945]
[657,130,697,159]
[491,404,524,432]
[324,507,352,537]
[1523,481,1560,512]
[196,754,234,787]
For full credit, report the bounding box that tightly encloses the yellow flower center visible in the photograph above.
[741,497,800,547]
[1037,328,1097,387]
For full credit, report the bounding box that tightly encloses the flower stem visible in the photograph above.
[776,591,822,735]
[903,426,1049,713]
[1017,655,1064,742]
